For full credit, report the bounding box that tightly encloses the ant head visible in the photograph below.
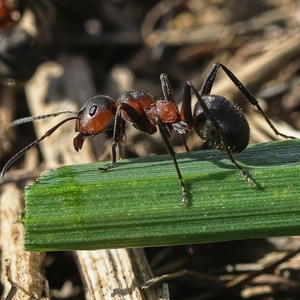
[73,95,116,151]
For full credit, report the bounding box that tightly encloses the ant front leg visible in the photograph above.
[153,115,187,205]
[99,102,157,171]
[98,107,123,172]
[210,62,296,139]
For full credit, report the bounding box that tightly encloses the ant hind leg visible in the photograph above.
[218,62,296,140]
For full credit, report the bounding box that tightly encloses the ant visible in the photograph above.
[1,62,296,205]
[105,62,295,202]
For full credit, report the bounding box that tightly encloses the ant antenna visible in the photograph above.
[9,110,77,127]
[1,116,78,178]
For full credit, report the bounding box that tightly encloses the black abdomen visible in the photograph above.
[193,95,250,153]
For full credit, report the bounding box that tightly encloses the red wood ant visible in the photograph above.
[1,62,296,205]
[100,62,295,203]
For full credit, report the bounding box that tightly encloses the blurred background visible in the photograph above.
[1,0,300,299]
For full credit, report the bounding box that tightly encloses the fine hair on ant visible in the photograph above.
[1,62,296,205]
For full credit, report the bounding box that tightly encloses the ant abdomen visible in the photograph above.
[193,95,250,153]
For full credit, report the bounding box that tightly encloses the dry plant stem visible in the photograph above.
[0,169,45,186]
[24,62,161,299]
[75,249,157,300]
[197,248,300,300]
[212,30,300,103]
[0,184,49,299]
[225,248,300,289]
[143,4,296,47]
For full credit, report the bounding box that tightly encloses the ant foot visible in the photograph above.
[239,167,254,186]
[243,172,254,185]
[98,163,115,172]
[246,176,255,185]
[181,184,187,206]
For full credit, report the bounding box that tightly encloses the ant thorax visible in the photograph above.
[144,100,182,125]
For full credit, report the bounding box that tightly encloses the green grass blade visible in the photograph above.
[22,139,300,251]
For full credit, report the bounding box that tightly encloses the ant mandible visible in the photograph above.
[1,62,296,206]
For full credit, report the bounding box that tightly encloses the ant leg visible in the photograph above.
[153,115,187,205]
[199,62,221,96]
[118,118,126,159]
[221,140,254,185]
[99,103,157,171]
[98,140,119,171]
[181,134,190,153]
[160,73,178,107]
[99,107,123,171]
[217,62,296,139]
[188,82,254,185]
[181,80,194,129]
[181,62,223,124]
[160,73,190,152]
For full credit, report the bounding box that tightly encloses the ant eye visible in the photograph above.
[89,105,97,116]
